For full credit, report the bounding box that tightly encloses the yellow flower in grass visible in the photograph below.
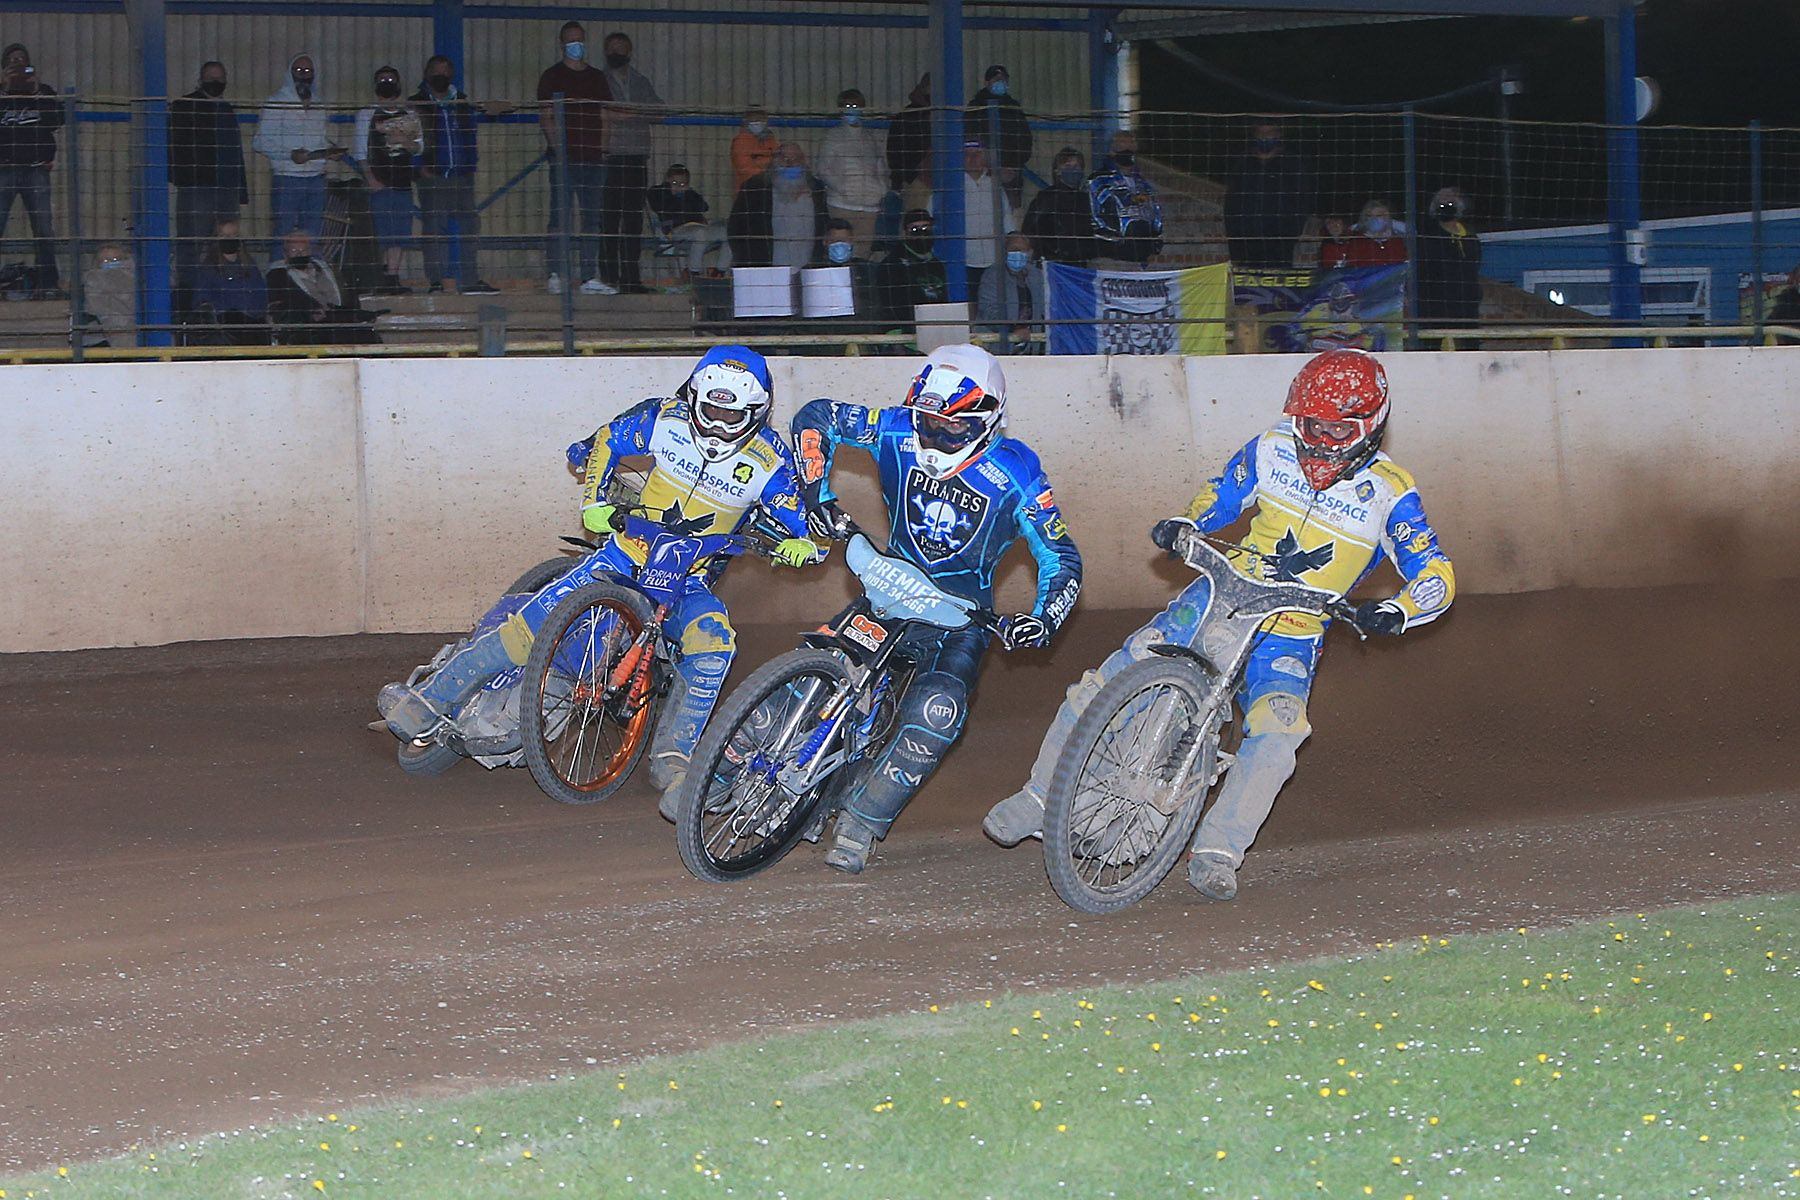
[1215,1150,1227,1160]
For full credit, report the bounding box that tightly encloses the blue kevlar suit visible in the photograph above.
[793,399,1083,834]
[1016,419,1455,867]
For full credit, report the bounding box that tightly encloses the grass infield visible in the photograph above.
[7,894,1798,1198]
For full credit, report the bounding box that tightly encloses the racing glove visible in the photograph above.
[997,613,1051,651]
[1353,600,1406,636]
[581,502,618,535]
[566,437,594,468]
[1150,517,1196,554]
[804,498,851,543]
[772,537,822,569]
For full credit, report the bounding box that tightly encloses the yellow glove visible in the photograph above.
[772,537,820,568]
[582,502,618,535]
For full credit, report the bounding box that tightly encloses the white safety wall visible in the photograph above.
[2,346,1796,653]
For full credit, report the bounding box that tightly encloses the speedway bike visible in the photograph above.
[672,518,997,882]
[1041,528,1366,913]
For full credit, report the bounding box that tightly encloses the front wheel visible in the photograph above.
[1044,656,1222,913]
[521,580,658,805]
[674,648,854,882]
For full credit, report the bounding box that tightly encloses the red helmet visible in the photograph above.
[1282,348,1390,490]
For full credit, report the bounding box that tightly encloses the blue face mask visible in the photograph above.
[563,41,585,62]
[989,80,1009,97]
[777,165,804,184]
[827,241,854,264]
[841,109,862,126]
[1006,250,1030,272]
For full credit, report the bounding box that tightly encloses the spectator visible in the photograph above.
[80,243,135,346]
[874,207,948,325]
[931,138,1015,296]
[975,231,1044,354]
[170,61,248,290]
[1415,185,1482,325]
[1023,146,1094,267]
[353,65,422,296]
[536,20,614,295]
[730,105,777,196]
[1344,199,1407,268]
[887,73,933,211]
[0,43,65,298]
[187,218,270,344]
[1223,121,1314,269]
[1768,264,1800,326]
[727,143,828,269]
[1317,215,1354,271]
[967,64,1032,207]
[252,54,343,253]
[411,55,497,296]
[647,163,730,281]
[817,87,888,258]
[1087,131,1162,267]
[819,216,879,317]
[597,31,663,294]
[266,228,379,344]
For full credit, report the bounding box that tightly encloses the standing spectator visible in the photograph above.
[967,64,1032,207]
[975,231,1044,353]
[1768,264,1800,327]
[411,56,496,296]
[80,243,135,346]
[1344,198,1407,268]
[353,65,422,295]
[727,143,828,269]
[1416,185,1482,326]
[536,21,614,295]
[597,31,662,294]
[1223,121,1314,269]
[253,54,342,252]
[170,61,248,290]
[875,208,948,327]
[187,218,269,344]
[730,105,777,196]
[886,73,933,211]
[0,43,65,298]
[817,88,887,258]
[1088,131,1163,267]
[931,138,1015,296]
[1023,146,1094,267]
[647,163,730,281]
[266,228,379,344]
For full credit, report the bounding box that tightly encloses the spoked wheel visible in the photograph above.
[1044,656,1222,913]
[506,556,578,596]
[674,649,854,882]
[521,581,657,805]
[397,737,462,777]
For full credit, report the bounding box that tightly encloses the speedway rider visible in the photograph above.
[377,346,820,799]
[983,348,1455,901]
[794,344,1082,874]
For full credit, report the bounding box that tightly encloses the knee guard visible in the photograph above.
[851,670,968,829]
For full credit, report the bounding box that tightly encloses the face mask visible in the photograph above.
[201,79,226,98]
[777,165,804,184]
[563,41,585,62]
[989,80,1009,97]
[1006,250,1030,272]
[427,74,452,93]
[375,79,400,99]
[287,255,310,269]
[904,233,933,253]
[100,258,126,270]
[294,81,313,100]
[1056,166,1083,188]
[1112,151,1135,167]
[746,120,767,136]
[1365,217,1392,237]
[217,238,241,255]
[669,182,688,195]
[840,110,861,126]
[1251,137,1281,154]
[605,52,631,69]
[827,241,854,264]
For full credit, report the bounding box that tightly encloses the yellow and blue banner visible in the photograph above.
[1045,261,1231,356]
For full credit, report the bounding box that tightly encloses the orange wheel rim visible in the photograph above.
[539,600,653,792]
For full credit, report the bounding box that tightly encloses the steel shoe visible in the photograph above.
[824,812,879,875]
[377,682,447,740]
[1187,852,1238,902]
[982,788,1046,846]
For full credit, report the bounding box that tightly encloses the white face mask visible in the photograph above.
[746,120,768,137]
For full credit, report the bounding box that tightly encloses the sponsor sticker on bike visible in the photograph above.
[842,613,889,653]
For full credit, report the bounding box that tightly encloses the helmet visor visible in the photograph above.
[915,410,987,454]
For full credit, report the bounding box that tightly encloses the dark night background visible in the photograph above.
[1134,0,1800,229]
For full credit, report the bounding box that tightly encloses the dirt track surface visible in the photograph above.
[2,581,1797,1172]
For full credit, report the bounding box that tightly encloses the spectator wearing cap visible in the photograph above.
[817,87,888,259]
[967,64,1032,208]
[875,207,948,327]
[727,142,828,269]
[647,163,731,280]
[1023,146,1094,267]
[886,73,933,212]
[170,60,248,290]
[536,20,614,295]
[1223,121,1314,270]
[976,231,1044,354]
[598,31,664,293]
[411,55,497,295]
[354,65,423,295]
[253,53,343,254]
[930,137,1016,296]
[731,106,777,196]
[0,43,66,297]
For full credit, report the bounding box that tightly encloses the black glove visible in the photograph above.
[1150,517,1195,553]
[1353,600,1406,636]
[997,613,1051,651]
[805,499,850,543]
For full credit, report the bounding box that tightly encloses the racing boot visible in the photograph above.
[824,810,881,875]
[982,785,1046,846]
[377,682,449,740]
[654,754,689,823]
[1187,851,1237,902]
[378,629,517,739]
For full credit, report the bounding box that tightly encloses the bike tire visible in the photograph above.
[397,736,462,777]
[1044,656,1220,914]
[674,648,853,883]
[506,556,577,596]
[520,580,657,806]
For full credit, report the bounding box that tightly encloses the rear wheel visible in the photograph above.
[397,737,462,777]
[1044,656,1221,914]
[506,556,577,596]
[674,649,854,882]
[521,581,658,806]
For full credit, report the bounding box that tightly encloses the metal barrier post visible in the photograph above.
[129,0,174,347]
[1750,120,1765,342]
[986,99,1007,352]
[929,0,967,305]
[65,90,84,362]
[552,94,575,355]
[1402,106,1421,351]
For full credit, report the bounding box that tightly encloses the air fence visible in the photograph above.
[3,99,1799,357]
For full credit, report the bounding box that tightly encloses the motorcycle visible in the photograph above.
[1040,529,1366,913]
[671,518,997,882]
[384,502,804,807]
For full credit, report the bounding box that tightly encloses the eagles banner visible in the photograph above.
[1232,264,1408,353]
[1045,261,1231,356]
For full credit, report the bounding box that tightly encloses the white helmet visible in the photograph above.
[685,345,773,462]
[903,344,1007,479]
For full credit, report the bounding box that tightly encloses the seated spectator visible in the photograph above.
[975,232,1044,354]
[266,229,380,345]
[874,208,948,325]
[1769,264,1800,326]
[1088,131,1162,267]
[818,217,878,317]
[80,243,136,348]
[1345,199,1406,269]
[1416,185,1481,325]
[730,106,777,196]
[188,219,270,344]
[817,88,888,257]
[1317,215,1354,271]
[727,143,828,268]
[1023,146,1095,267]
[646,163,730,281]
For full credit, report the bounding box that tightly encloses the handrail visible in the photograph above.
[1419,324,1800,348]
